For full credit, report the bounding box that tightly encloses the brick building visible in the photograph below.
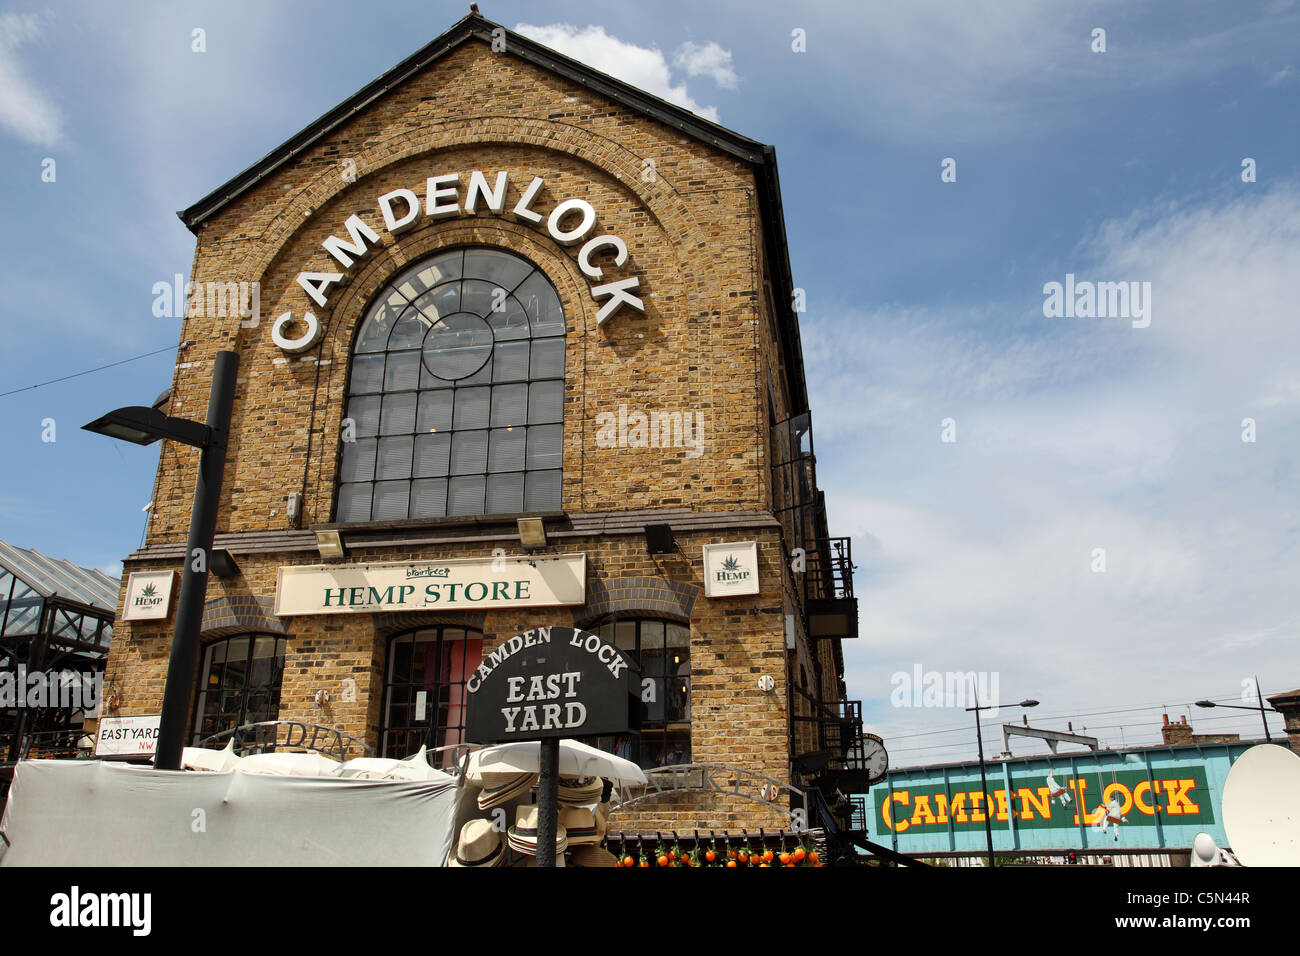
[1160,714,1241,747]
[100,11,862,838]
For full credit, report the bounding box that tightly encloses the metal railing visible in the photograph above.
[199,720,373,760]
[770,413,856,607]
[0,728,96,761]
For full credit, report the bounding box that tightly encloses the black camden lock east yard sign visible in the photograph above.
[464,626,639,744]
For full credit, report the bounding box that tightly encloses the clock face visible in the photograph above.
[861,734,889,783]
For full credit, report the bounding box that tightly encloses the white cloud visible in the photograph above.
[1084,183,1300,396]
[1267,65,1296,85]
[515,23,722,121]
[808,185,1300,758]
[673,41,740,89]
[783,0,1300,145]
[0,13,63,146]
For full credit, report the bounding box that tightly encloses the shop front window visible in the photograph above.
[337,247,566,522]
[586,618,690,769]
[380,627,483,769]
[193,635,287,744]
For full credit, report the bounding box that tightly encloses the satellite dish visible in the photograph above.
[1221,743,1300,866]
[1189,832,1237,867]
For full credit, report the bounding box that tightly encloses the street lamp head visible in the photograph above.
[1020,699,1039,708]
[83,406,210,448]
[1194,700,1216,708]
[83,407,168,445]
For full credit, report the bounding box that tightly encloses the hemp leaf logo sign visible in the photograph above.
[141,583,158,598]
[721,556,741,572]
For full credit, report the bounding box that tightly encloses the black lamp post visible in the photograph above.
[84,350,238,771]
[967,690,1038,867]
[1195,676,1277,742]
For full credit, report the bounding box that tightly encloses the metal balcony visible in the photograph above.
[770,413,858,641]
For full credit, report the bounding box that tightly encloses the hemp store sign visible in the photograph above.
[122,570,175,621]
[274,553,586,616]
[702,541,759,598]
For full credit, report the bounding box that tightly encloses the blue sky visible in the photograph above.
[2,1,1298,763]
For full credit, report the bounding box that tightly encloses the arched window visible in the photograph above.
[192,634,287,744]
[586,618,691,769]
[337,247,566,522]
[380,627,483,768]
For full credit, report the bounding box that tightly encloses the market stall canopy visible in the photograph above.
[338,745,453,782]
[466,739,646,786]
[237,751,341,777]
[0,759,458,866]
[182,740,242,772]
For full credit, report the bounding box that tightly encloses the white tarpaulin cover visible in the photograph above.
[0,759,460,867]
[466,739,647,785]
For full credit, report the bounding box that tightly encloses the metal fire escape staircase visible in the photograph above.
[770,414,869,829]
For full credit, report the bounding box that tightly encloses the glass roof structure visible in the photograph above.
[1,538,118,762]
[0,539,117,614]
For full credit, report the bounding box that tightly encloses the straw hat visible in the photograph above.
[448,818,506,868]
[559,807,600,846]
[508,804,568,856]
[557,775,604,806]
[478,771,538,810]
[570,845,619,868]
[593,802,610,841]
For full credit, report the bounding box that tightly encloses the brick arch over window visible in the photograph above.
[372,610,487,636]
[574,576,699,628]
[238,118,711,305]
[200,596,289,639]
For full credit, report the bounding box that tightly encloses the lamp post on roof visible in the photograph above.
[966,689,1038,868]
[83,350,239,771]
[1195,676,1278,742]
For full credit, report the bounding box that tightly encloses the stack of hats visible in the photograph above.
[478,771,538,810]
[508,804,568,858]
[559,807,600,846]
[448,819,506,868]
[557,776,604,806]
